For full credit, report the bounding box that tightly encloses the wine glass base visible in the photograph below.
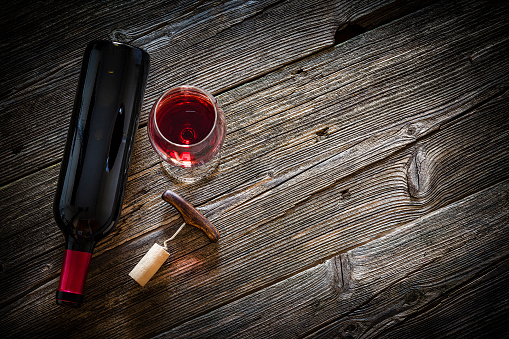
[161,152,221,183]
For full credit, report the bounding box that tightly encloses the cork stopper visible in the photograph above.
[129,243,170,287]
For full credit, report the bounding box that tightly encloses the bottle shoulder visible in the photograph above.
[53,202,118,243]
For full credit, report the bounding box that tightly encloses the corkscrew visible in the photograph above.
[128,190,220,286]
[161,190,220,243]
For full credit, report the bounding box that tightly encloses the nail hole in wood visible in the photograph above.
[405,290,421,305]
[345,323,358,332]
[316,127,329,137]
[12,144,23,155]
[334,24,366,45]
[340,189,351,199]
[111,29,129,42]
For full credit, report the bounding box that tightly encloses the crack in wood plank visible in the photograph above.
[0,0,443,186]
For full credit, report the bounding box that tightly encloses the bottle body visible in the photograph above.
[53,40,150,307]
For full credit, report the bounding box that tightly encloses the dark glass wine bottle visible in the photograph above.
[53,40,150,307]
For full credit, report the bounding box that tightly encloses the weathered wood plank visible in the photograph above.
[57,93,509,337]
[0,0,278,185]
[0,0,278,92]
[1,76,508,337]
[368,260,509,338]
[160,179,509,338]
[3,0,506,242]
[0,0,421,185]
[1,0,508,312]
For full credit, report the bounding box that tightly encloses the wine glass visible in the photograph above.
[148,85,226,183]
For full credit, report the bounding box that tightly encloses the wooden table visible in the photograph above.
[1,0,508,337]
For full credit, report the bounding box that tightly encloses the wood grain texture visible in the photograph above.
[1,0,507,296]
[1,73,508,337]
[1,0,509,337]
[367,259,509,338]
[159,179,509,338]
[0,0,278,185]
[0,0,423,186]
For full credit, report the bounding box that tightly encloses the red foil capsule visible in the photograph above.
[58,250,92,295]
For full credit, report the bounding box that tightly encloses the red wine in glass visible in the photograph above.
[148,86,226,182]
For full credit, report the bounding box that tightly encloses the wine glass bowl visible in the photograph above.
[148,86,226,182]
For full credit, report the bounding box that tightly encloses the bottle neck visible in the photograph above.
[66,236,96,253]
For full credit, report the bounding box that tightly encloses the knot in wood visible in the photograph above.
[406,146,429,199]
[11,144,24,155]
[405,122,424,137]
[316,127,330,137]
[405,290,422,305]
[110,29,130,43]
[344,323,358,332]
[340,189,351,199]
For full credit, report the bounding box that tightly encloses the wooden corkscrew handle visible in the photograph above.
[162,190,220,242]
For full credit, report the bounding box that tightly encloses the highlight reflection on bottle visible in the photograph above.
[53,40,149,307]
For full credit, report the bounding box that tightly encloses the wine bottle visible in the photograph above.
[53,40,150,307]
